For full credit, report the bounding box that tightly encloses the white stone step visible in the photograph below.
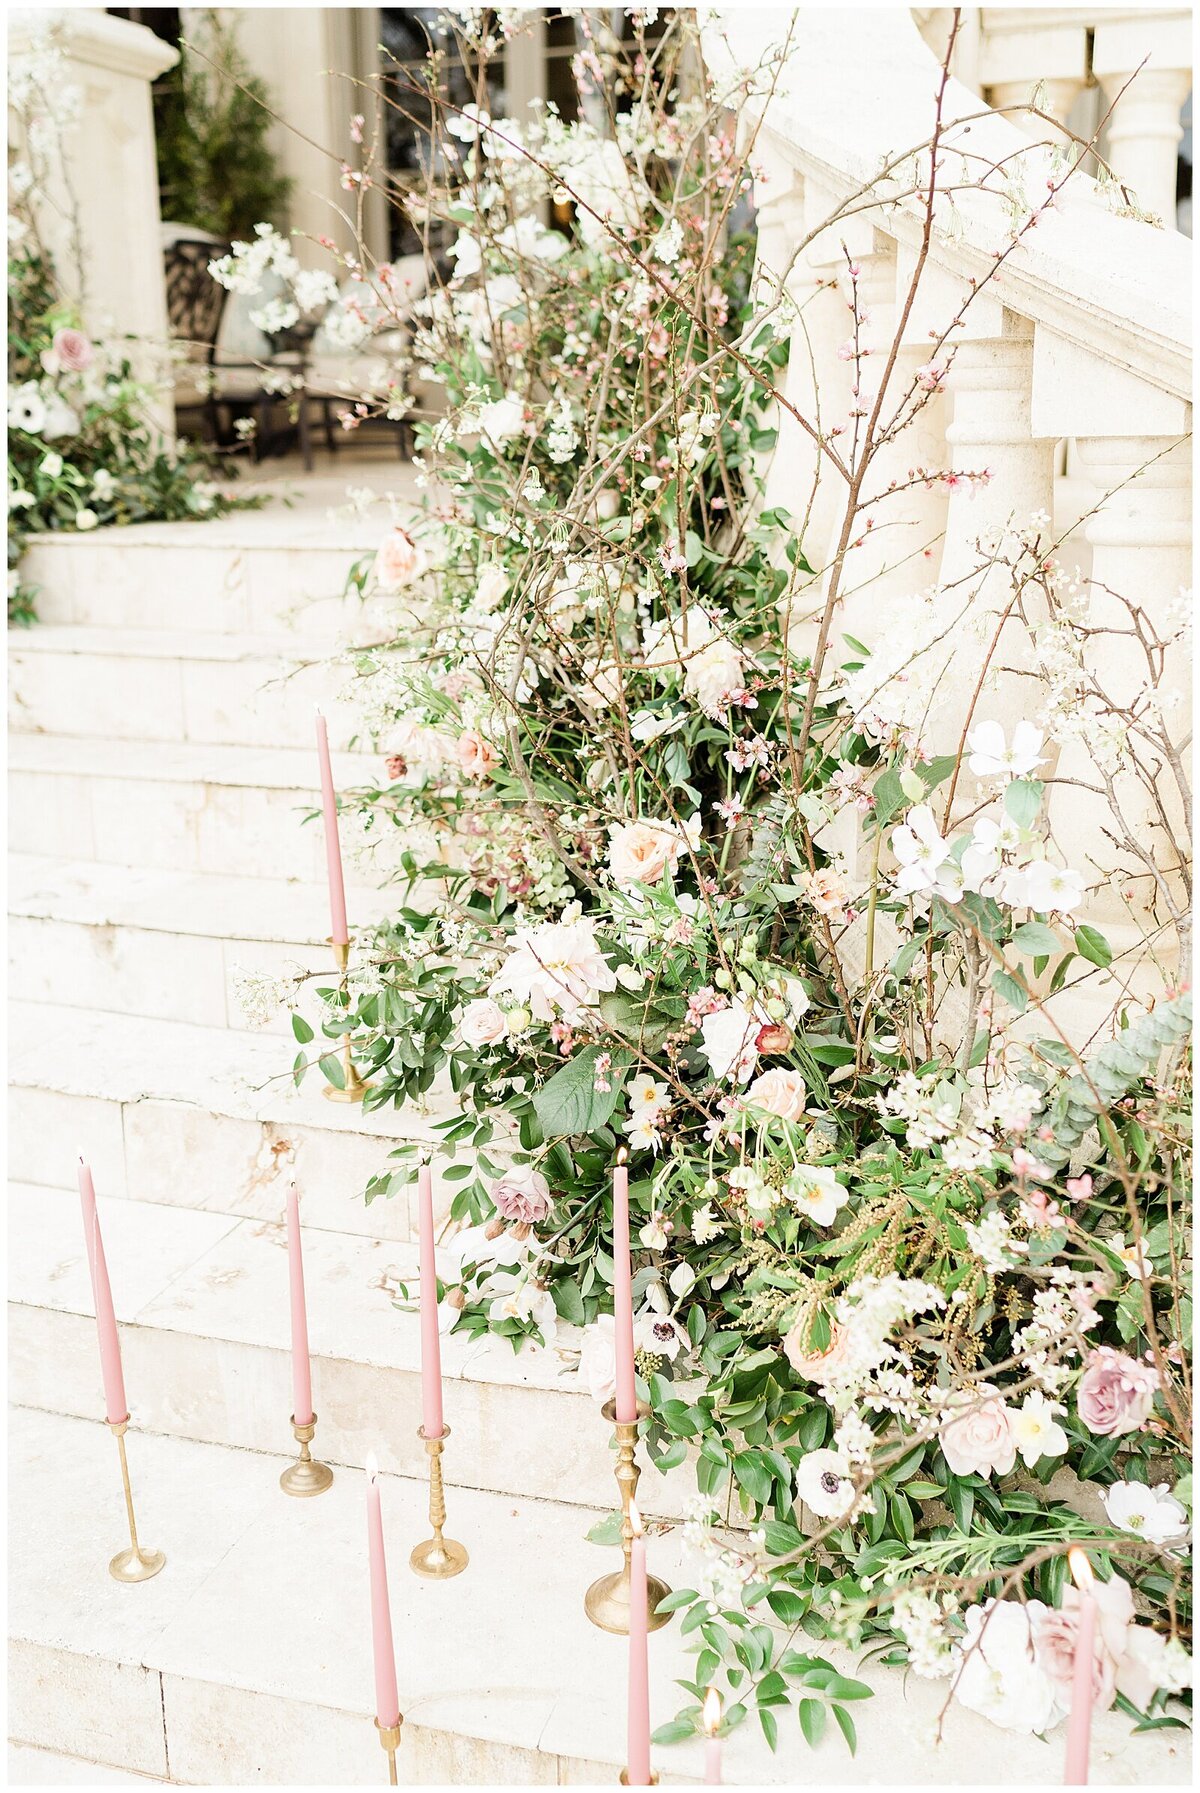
[7,1742,165,1785]
[9,734,387,880]
[8,1001,444,1244]
[8,857,393,1036]
[9,626,362,751]
[10,1408,1185,1787]
[8,1183,690,1515]
[21,505,383,642]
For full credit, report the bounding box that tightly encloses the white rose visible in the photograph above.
[685,638,745,718]
[460,998,507,1047]
[375,527,426,590]
[699,1000,761,1084]
[578,1315,617,1404]
[475,565,508,611]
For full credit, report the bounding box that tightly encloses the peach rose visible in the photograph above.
[457,730,498,779]
[1076,1346,1159,1437]
[783,1316,850,1385]
[939,1386,1017,1477]
[746,1067,807,1121]
[805,867,850,917]
[607,819,681,887]
[375,526,426,590]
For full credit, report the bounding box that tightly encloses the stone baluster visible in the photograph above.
[1093,13,1191,226]
[934,320,1058,754]
[1042,433,1191,1029]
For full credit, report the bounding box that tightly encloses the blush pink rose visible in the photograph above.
[1033,1573,1133,1714]
[456,729,498,779]
[52,326,93,372]
[374,526,426,590]
[1076,1346,1159,1437]
[490,1163,551,1225]
[939,1386,1017,1477]
[607,819,682,887]
[460,997,506,1047]
[746,1067,807,1121]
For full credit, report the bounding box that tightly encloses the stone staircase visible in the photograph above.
[7,484,1189,1786]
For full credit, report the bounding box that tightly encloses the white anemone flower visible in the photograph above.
[967,719,1045,781]
[795,1448,856,1519]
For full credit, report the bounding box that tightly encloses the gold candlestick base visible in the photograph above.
[324,938,373,1104]
[280,1413,334,1496]
[585,1398,671,1634]
[107,1418,166,1583]
[410,1425,468,1578]
[375,1717,402,1785]
[619,1772,659,1785]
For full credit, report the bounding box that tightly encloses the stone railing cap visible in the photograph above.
[8,7,179,82]
[704,7,1190,401]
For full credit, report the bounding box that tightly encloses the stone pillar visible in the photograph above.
[8,8,177,426]
[988,77,1084,134]
[1093,12,1191,226]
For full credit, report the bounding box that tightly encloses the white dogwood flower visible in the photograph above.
[967,720,1045,781]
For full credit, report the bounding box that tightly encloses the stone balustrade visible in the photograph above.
[708,6,1192,1041]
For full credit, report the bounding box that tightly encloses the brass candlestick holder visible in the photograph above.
[619,1774,659,1786]
[324,938,372,1104]
[410,1425,468,1578]
[107,1417,166,1583]
[375,1717,403,1785]
[585,1399,671,1634]
[279,1412,334,1496]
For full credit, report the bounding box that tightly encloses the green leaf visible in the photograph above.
[651,1719,699,1747]
[532,1045,625,1139]
[317,1050,345,1090]
[552,1279,585,1325]
[1013,921,1060,956]
[655,1587,699,1613]
[291,1012,314,1044]
[1004,778,1044,829]
[1074,924,1113,968]
[759,1707,779,1751]
[798,1699,827,1747]
[992,969,1028,1014]
[832,1704,858,1754]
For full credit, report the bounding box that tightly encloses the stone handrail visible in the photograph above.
[704,6,1191,1039]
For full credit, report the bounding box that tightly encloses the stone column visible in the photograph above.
[988,77,1084,134]
[8,8,178,427]
[1094,12,1191,227]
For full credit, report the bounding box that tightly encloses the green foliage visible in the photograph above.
[154,12,291,239]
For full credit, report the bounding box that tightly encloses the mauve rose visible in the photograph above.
[53,326,93,371]
[374,526,426,590]
[939,1386,1017,1477]
[1033,1607,1119,1712]
[490,1163,551,1225]
[1076,1346,1159,1437]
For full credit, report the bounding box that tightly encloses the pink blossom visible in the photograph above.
[456,729,498,780]
[940,1387,1017,1477]
[1066,1173,1093,1203]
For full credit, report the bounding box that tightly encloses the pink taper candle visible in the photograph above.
[315,710,349,947]
[613,1148,637,1424]
[1064,1548,1096,1785]
[417,1163,445,1440]
[77,1159,128,1424]
[366,1454,401,1729]
[285,1183,314,1427]
[702,1687,722,1785]
[627,1501,653,1786]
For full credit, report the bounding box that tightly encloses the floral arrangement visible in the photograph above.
[231,7,1191,1758]
[7,32,251,623]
